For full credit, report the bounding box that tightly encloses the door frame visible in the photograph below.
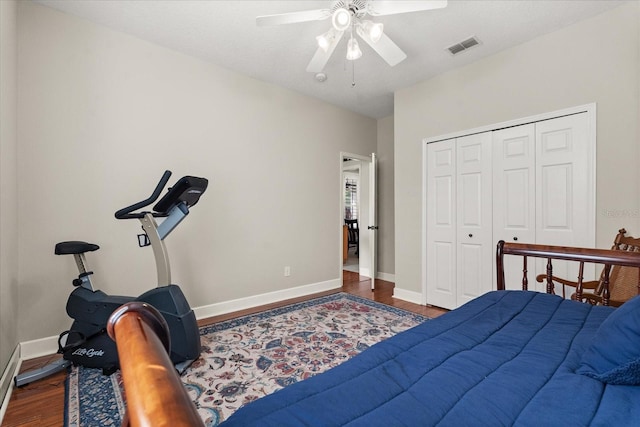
[339,152,374,283]
[421,103,596,306]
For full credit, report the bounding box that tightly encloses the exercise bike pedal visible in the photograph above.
[58,330,86,353]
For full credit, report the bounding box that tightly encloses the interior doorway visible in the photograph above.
[340,152,377,289]
[343,161,360,274]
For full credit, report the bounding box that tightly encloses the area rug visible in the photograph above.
[65,292,427,426]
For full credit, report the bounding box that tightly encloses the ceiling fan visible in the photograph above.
[256,1,448,73]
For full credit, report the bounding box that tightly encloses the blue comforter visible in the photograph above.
[222,291,640,426]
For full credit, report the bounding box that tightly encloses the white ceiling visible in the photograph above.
[35,0,626,119]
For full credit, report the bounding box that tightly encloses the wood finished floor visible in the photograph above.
[2,272,446,426]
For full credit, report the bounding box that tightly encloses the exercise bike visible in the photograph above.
[15,170,208,387]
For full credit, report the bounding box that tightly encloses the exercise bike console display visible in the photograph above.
[15,170,208,387]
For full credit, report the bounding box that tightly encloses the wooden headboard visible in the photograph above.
[496,241,640,306]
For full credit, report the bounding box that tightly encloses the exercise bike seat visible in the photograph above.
[55,241,100,255]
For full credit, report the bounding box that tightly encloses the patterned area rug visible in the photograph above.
[65,292,427,426]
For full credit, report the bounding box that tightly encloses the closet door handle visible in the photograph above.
[468,233,473,238]
[513,237,518,241]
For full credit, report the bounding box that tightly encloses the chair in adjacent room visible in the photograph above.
[345,219,359,256]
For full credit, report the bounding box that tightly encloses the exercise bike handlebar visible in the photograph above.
[114,170,173,219]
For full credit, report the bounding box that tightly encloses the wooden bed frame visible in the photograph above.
[497,240,640,305]
[107,302,204,427]
[108,241,640,425]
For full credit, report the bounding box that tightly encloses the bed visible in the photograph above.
[222,241,640,426]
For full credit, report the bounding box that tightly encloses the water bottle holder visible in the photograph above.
[138,232,150,247]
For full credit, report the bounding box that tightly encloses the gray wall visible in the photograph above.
[376,115,394,277]
[0,0,19,393]
[394,2,640,295]
[15,1,377,343]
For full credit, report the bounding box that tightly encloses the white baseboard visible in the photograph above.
[194,278,342,320]
[376,272,395,283]
[18,278,344,360]
[0,345,21,424]
[19,335,59,361]
[352,270,395,283]
[393,287,423,305]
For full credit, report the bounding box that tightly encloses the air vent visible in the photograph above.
[447,36,480,55]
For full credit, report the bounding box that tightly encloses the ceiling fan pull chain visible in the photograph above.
[352,60,356,87]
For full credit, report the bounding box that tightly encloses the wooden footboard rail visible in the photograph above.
[107,302,204,427]
[496,241,640,306]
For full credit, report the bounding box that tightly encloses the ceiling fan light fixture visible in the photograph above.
[332,8,351,32]
[361,20,384,43]
[316,28,336,52]
[346,37,362,60]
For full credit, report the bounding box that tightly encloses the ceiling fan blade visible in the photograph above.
[367,0,447,16]
[256,9,331,26]
[357,30,407,67]
[306,31,345,73]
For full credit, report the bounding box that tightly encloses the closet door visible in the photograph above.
[492,124,536,290]
[426,140,456,309]
[456,133,493,305]
[492,113,594,292]
[536,113,594,287]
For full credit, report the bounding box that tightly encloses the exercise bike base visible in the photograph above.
[14,358,72,387]
[175,358,196,375]
[15,356,196,387]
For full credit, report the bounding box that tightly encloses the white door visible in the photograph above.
[369,153,377,290]
[492,124,536,290]
[535,113,595,291]
[456,133,493,305]
[426,140,457,309]
[493,113,594,292]
[340,153,378,287]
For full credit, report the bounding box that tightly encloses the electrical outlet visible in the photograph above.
[284,266,291,277]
